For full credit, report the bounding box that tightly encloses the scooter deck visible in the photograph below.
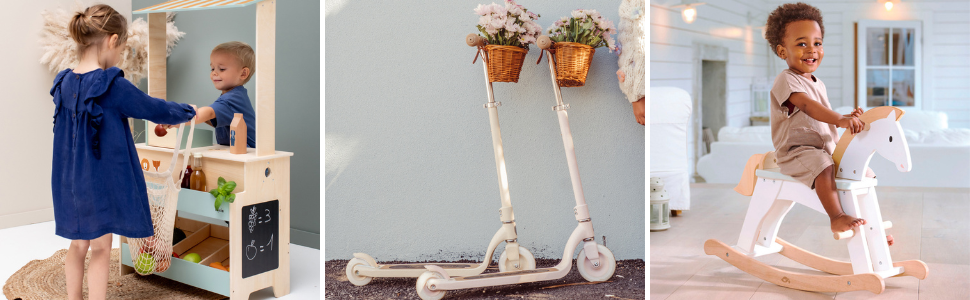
[383,263,479,270]
[457,267,559,281]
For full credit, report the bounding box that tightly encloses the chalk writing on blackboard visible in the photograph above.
[241,200,279,278]
[247,240,258,260]
[249,206,257,233]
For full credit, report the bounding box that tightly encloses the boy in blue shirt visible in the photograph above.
[168,41,256,148]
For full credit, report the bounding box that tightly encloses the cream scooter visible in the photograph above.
[414,35,617,300]
[344,34,537,285]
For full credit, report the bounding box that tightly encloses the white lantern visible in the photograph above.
[650,177,671,231]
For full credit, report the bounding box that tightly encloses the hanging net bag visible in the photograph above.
[126,119,196,275]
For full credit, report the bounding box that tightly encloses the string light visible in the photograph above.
[682,5,697,24]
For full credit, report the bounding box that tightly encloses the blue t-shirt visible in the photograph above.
[208,85,256,148]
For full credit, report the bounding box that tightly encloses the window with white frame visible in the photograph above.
[857,20,921,109]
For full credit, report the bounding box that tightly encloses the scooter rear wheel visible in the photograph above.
[416,271,447,300]
[498,246,537,272]
[345,258,373,286]
[577,244,616,282]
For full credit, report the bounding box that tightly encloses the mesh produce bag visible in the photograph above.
[127,120,195,275]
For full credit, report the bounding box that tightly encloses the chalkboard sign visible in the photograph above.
[241,200,279,278]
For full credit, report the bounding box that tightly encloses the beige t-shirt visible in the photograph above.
[769,69,839,187]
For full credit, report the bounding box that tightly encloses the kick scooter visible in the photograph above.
[344,34,537,286]
[414,35,617,300]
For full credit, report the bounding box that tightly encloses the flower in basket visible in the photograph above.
[547,9,618,52]
[473,0,542,49]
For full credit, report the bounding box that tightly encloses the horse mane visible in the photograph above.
[832,106,905,171]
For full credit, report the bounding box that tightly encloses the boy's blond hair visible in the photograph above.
[212,41,255,84]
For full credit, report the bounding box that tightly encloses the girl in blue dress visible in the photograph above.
[50,5,196,300]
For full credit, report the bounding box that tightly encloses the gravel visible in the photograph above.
[325,258,644,299]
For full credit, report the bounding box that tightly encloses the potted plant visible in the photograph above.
[472,0,542,82]
[544,9,617,87]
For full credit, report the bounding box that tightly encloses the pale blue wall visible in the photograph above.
[325,0,645,261]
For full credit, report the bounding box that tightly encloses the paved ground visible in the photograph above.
[325,258,644,299]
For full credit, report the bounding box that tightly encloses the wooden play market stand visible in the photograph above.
[118,1,291,299]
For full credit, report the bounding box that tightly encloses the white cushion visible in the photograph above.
[718,126,772,143]
[900,110,948,131]
[919,128,970,145]
[834,106,948,132]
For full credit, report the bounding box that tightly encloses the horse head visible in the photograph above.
[833,106,911,180]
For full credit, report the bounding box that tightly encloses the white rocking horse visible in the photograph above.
[704,106,929,294]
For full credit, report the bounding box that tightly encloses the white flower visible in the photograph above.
[479,15,491,27]
[489,19,504,34]
[494,5,508,16]
[571,10,584,19]
[474,4,491,16]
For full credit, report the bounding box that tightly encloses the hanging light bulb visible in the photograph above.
[885,0,894,11]
[682,5,697,24]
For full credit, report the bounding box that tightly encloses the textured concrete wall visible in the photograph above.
[326,0,645,261]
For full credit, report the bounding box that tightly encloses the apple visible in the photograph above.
[182,252,202,264]
[134,253,155,274]
[155,124,168,137]
[156,258,171,273]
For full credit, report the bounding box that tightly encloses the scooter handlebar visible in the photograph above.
[467,34,485,47]
[537,35,553,50]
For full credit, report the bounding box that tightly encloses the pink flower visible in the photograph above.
[494,5,508,16]
[490,17,505,31]
[474,4,491,16]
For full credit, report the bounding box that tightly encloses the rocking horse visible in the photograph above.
[704,106,929,294]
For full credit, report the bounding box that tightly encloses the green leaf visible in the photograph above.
[218,177,226,187]
[215,195,224,211]
[224,182,236,193]
[209,189,219,197]
[227,194,235,203]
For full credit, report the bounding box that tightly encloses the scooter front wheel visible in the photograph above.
[416,271,447,300]
[498,246,537,272]
[576,244,616,282]
[345,258,373,286]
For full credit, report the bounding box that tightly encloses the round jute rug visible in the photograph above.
[3,248,225,300]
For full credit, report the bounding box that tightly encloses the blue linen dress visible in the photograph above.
[50,67,196,240]
[207,85,256,148]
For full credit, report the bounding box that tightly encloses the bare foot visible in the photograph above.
[831,214,866,233]
[887,234,894,246]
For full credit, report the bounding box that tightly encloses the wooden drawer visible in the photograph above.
[121,217,232,296]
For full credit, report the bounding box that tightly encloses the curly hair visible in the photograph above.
[765,2,824,57]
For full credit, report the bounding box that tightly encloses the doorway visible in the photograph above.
[701,60,727,154]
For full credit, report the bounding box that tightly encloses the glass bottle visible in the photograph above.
[190,153,207,192]
[181,164,192,189]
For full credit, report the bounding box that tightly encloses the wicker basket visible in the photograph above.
[552,42,595,87]
[484,45,528,82]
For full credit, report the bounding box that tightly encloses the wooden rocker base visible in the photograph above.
[705,238,928,294]
[774,239,929,280]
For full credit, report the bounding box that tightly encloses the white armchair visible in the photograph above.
[650,87,692,210]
